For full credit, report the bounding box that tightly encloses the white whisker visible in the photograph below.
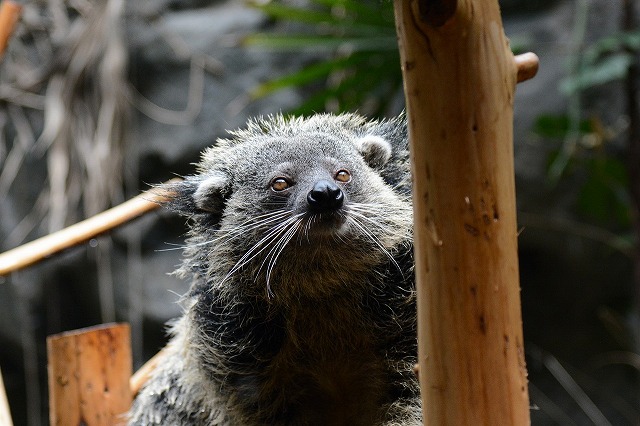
[222,221,292,283]
[264,217,303,297]
[348,215,403,275]
[221,212,305,285]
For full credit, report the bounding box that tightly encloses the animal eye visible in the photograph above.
[271,177,291,191]
[335,169,351,183]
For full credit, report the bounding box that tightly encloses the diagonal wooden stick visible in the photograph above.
[130,347,167,396]
[0,183,176,276]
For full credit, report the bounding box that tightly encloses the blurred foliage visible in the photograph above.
[536,115,632,227]
[245,0,401,116]
[245,0,529,117]
[576,157,630,226]
[534,114,595,139]
[538,115,634,228]
[536,30,640,229]
[560,31,640,95]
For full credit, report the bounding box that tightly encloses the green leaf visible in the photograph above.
[560,53,634,94]
[250,1,391,33]
[245,0,402,117]
[582,31,640,64]
[534,114,594,139]
[251,2,340,25]
[592,157,628,186]
[577,157,631,225]
[289,53,402,115]
[308,0,394,27]
[578,175,616,221]
[244,34,398,51]
[250,54,371,99]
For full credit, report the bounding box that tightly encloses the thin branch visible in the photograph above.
[130,347,168,397]
[0,181,178,276]
[548,0,591,182]
[127,55,206,126]
[528,382,578,426]
[543,354,613,426]
[518,211,635,258]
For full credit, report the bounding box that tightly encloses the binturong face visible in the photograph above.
[165,114,412,300]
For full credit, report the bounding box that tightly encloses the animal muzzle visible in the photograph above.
[307,180,344,213]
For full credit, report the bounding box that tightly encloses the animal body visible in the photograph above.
[128,113,421,425]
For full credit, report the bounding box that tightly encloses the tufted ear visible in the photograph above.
[162,171,230,216]
[355,135,393,170]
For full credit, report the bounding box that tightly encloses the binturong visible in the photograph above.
[128,113,421,425]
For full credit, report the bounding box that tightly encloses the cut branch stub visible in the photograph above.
[515,52,540,83]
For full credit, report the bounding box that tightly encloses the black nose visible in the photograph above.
[307,180,344,212]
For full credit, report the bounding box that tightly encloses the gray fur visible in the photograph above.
[129,113,421,425]
[355,134,393,169]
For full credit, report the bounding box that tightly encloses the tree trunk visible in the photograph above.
[393,0,531,424]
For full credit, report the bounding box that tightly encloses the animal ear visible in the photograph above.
[355,135,392,169]
[162,171,230,215]
[193,172,230,213]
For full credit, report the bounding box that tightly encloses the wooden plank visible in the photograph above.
[0,367,13,426]
[393,0,532,424]
[47,323,132,426]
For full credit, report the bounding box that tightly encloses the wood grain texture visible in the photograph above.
[393,0,531,424]
[47,323,132,426]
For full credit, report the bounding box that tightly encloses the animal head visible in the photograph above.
[164,113,412,299]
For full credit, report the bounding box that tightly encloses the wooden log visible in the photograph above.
[47,323,132,426]
[0,367,13,426]
[393,0,531,424]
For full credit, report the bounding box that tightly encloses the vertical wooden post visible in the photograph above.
[47,323,132,426]
[0,367,13,426]
[393,0,531,424]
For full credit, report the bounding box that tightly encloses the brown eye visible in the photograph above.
[271,177,291,191]
[335,169,351,183]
